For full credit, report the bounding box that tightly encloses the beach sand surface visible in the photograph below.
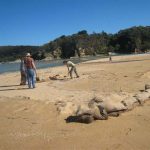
[0,54,150,150]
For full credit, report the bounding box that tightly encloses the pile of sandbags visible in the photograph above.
[49,74,67,80]
[56,84,150,124]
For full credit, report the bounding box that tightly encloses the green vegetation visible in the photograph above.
[0,46,44,62]
[0,26,150,62]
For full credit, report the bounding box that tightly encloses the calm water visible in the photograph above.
[0,55,107,74]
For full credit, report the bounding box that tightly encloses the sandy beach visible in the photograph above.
[0,54,150,150]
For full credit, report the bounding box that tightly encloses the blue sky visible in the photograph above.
[0,0,150,46]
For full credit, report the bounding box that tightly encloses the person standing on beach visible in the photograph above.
[24,53,37,89]
[20,57,26,85]
[63,60,79,79]
[108,52,112,62]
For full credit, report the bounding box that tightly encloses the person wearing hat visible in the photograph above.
[24,53,37,88]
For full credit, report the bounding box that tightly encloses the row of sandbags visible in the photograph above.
[56,84,150,124]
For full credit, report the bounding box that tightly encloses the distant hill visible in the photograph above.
[0,26,150,62]
[0,46,40,62]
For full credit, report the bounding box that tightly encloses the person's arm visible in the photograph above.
[23,59,27,72]
[32,60,37,76]
[32,59,36,69]
[67,64,70,75]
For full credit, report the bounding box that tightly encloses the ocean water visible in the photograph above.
[0,55,106,74]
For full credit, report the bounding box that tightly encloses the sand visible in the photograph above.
[0,54,150,150]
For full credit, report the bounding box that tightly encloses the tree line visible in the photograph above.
[0,26,150,62]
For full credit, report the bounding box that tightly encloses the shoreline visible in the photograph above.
[0,53,150,100]
[0,53,149,74]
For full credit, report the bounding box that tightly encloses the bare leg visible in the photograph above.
[74,67,79,78]
[69,67,73,79]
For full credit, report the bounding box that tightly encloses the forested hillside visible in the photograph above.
[43,26,150,58]
[0,26,150,62]
[0,46,46,62]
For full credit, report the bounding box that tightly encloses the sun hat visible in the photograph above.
[26,53,31,57]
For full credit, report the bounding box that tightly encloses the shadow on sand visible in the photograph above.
[0,84,21,88]
[0,88,29,91]
[0,85,29,91]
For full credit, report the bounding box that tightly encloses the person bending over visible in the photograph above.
[63,60,79,79]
